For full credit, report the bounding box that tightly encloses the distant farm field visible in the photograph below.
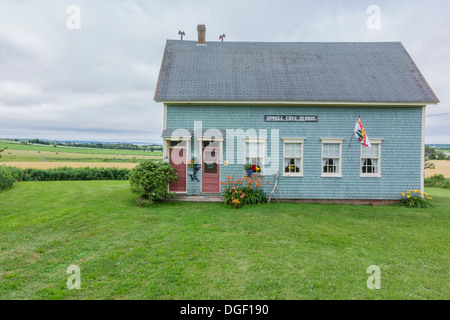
[0,141,162,166]
[426,160,450,178]
[0,141,161,156]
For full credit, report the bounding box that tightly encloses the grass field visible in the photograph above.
[0,181,448,299]
[0,140,161,156]
[0,141,162,165]
[426,160,450,178]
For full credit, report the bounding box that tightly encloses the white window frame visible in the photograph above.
[320,138,344,178]
[360,138,383,178]
[244,137,266,175]
[282,138,305,177]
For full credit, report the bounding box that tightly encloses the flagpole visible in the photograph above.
[348,133,354,147]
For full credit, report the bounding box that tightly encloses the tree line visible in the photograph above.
[15,139,162,152]
[425,145,450,161]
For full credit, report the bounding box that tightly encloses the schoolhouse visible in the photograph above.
[154,25,439,202]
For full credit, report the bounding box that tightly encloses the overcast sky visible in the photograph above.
[0,0,448,144]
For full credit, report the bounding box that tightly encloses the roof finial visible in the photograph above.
[178,30,185,40]
[219,33,226,42]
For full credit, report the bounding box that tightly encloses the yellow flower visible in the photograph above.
[407,195,411,198]
[424,192,428,196]
[401,193,405,196]
[418,191,422,194]
[414,190,419,193]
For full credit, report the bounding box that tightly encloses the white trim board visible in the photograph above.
[421,106,425,195]
[156,100,433,107]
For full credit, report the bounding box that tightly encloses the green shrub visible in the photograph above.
[129,160,177,202]
[2,166,131,182]
[0,166,14,190]
[221,176,269,208]
[424,174,450,188]
[399,189,432,208]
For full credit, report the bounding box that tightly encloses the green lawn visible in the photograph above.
[0,181,448,299]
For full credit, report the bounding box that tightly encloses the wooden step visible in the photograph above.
[168,195,222,202]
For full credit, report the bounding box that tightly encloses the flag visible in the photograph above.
[354,116,372,148]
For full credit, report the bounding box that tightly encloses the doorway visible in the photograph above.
[168,141,187,192]
[201,141,220,193]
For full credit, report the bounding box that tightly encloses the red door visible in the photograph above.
[169,147,186,192]
[202,147,220,193]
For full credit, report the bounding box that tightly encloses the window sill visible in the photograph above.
[321,174,342,178]
[246,173,264,177]
[360,174,381,178]
[283,173,303,177]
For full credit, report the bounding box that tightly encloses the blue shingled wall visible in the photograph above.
[166,105,423,200]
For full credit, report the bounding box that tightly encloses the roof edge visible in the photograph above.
[155,100,436,107]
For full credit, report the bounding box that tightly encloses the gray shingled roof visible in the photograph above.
[154,40,438,104]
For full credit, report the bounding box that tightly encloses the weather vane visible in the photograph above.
[178,30,185,40]
[219,33,226,42]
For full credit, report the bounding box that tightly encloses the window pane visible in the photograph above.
[362,144,379,158]
[323,144,329,158]
[371,159,378,173]
[204,149,218,174]
[170,140,186,147]
[295,143,302,157]
[323,143,339,158]
[203,141,220,148]
[245,141,265,174]
[284,158,291,172]
[361,158,378,174]
[247,142,257,157]
[332,144,339,157]
[333,159,339,173]
[284,158,300,173]
[323,158,335,173]
[285,143,291,156]
[322,158,339,173]
[285,143,302,157]
[247,142,264,158]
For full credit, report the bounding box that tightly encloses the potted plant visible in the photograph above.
[251,165,261,174]
[244,163,253,177]
[284,165,299,173]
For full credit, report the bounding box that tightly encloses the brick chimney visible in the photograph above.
[197,24,206,44]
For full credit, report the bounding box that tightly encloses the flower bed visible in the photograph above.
[221,175,270,208]
[399,189,432,208]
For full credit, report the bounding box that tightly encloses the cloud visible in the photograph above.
[0,0,448,143]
